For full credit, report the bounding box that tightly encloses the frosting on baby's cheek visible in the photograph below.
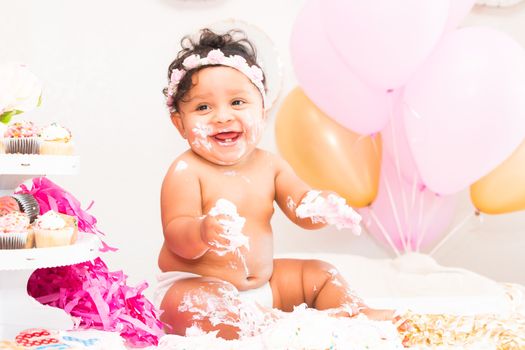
[243,112,265,145]
[191,122,213,151]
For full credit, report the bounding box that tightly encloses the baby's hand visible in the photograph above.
[295,190,362,234]
[200,214,231,249]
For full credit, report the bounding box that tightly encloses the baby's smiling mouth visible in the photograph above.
[212,131,242,145]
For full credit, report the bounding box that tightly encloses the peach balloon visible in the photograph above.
[470,139,525,214]
[275,87,381,208]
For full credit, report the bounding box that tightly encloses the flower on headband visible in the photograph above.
[230,55,248,69]
[182,54,201,70]
[250,65,264,82]
[207,49,225,64]
[166,49,267,112]
[170,68,184,84]
[168,69,185,96]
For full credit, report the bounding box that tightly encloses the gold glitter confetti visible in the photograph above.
[399,311,525,349]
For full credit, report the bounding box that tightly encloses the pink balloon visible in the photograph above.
[404,27,525,195]
[444,0,475,31]
[291,0,391,135]
[381,93,423,188]
[360,159,458,253]
[320,0,450,90]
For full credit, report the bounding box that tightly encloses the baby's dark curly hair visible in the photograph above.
[163,28,266,112]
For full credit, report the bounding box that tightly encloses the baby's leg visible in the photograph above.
[160,276,246,339]
[270,258,393,320]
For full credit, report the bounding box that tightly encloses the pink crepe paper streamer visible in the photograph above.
[27,258,165,347]
[15,177,117,252]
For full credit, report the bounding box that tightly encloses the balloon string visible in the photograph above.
[382,171,410,253]
[429,211,475,256]
[371,135,409,253]
[368,207,401,257]
[416,192,439,251]
[416,183,425,252]
[408,173,418,251]
[389,95,411,251]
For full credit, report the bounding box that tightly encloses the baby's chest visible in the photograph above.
[200,170,275,215]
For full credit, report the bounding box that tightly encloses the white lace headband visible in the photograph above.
[166,49,267,112]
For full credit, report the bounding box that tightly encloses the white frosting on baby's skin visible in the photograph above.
[286,196,296,211]
[295,190,362,234]
[178,284,273,338]
[244,113,264,145]
[191,122,213,151]
[223,170,237,177]
[208,199,249,254]
[35,210,66,230]
[175,160,188,171]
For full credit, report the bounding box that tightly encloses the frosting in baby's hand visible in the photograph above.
[295,190,362,235]
[208,198,250,254]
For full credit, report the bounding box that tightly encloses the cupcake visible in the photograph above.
[3,120,41,154]
[0,196,20,216]
[11,193,40,222]
[0,211,34,249]
[33,210,78,248]
[39,122,74,155]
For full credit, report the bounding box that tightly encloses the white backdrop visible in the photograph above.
[1,0,524,295]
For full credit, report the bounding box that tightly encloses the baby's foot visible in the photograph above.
[361,308,412,333]
[361,307,395,321]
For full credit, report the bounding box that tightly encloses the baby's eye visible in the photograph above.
[196,104,209,111]
[232,100,245,106]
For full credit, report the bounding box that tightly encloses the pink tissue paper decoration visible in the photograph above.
[27,258,165,347]
[15,176,117,252]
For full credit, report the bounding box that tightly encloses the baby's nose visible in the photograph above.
[213,112,234,123]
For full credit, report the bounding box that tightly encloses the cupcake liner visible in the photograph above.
[3,137,41,154]
[0,231,33,249]
[34,227,75,248]
[39,141,74,155]
[11,194,40,223]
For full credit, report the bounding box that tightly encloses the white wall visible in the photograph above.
[1,0,524,296]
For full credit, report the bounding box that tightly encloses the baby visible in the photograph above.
[157,28,395,339]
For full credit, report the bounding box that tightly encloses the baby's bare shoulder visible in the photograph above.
[166,151,204,175]
[253,149,291,172]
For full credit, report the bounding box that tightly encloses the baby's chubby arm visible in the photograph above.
[161,158,228,259]
[273,155,328,230]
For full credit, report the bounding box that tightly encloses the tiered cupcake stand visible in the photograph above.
[0,154,99,339]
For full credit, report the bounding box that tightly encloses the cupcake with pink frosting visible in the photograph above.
[0,211,34,249]
[33,210,78,248]
[39,122,74,155]
[3,120,41,154]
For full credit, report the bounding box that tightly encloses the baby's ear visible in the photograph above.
[171,112,187,139]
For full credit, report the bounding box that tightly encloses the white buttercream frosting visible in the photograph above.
[208,199,249,253]
[295,190,362,234]
[35,210,66,230]
[40,122,71,142]
[158,304,404,350]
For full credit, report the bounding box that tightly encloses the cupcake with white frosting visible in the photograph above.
[39,122,74,155]
[0,211,34,249]
[33,210,78,247]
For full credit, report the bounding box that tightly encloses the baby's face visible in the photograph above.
[173,66,266,166]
